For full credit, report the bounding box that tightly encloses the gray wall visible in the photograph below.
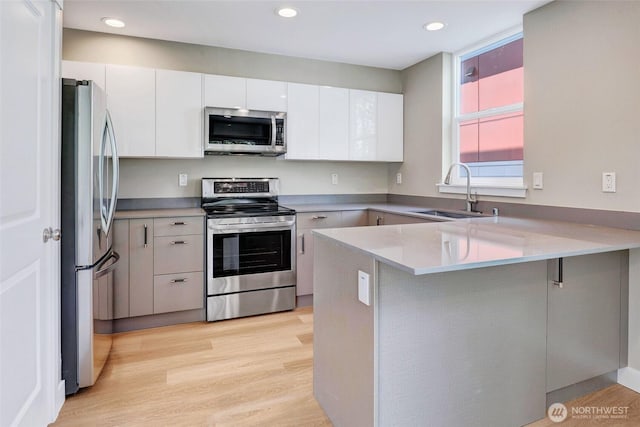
[392,0,640,212]
[62,29,402,197]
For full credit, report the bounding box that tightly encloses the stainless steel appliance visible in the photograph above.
[60,79,120,394]
[203,107,286,156]
[202,178,296,321]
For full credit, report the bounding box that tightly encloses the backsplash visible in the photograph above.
[118,156,390,199]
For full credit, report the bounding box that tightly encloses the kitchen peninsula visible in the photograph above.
[313,217,640,427]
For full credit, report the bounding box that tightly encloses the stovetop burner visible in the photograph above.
[201,178,295,218]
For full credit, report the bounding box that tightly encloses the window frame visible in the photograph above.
[441,26,527,197]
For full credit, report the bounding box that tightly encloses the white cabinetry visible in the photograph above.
[377,92,404,162]
[203,74,288,112]
[349,90,378,160]
[105,65,155,157]
[61,60,106,89]
[246,78,288,111]
[319,86,350,160]
[203,74,246,109]
[286,83,319,159]
[156,69,203,158]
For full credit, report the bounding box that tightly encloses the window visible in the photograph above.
[446,30,525,194]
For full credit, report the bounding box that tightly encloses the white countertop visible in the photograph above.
[313,216,640,275]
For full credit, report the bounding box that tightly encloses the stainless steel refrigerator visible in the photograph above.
[60,79,120,395]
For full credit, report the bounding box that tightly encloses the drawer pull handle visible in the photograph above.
[170,240,187,245]
[300,233,305,254]
[171,221,186,226]
[170,278,188,283]
[143,224,148,248]
[311,215,327,220]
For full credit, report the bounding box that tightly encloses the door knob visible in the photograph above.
[43,227,62,243]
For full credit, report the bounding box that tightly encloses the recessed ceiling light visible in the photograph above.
[101,17,125,28]
[276,7,298,18]
[424,21,445,32]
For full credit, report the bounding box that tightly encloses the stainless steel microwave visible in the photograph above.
[203,107,286,156]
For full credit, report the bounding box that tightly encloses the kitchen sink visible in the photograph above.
[413,209,482,219]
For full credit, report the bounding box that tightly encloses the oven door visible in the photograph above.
[207,217,296,295]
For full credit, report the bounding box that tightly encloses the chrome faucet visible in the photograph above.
[444,162,478,212]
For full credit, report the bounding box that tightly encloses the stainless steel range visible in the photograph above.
[202,178,296,321]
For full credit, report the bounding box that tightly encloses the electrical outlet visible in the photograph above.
[533,172,543,189]
[602,172,616,193]
[358,270,370,306]
[179,173,188,187]
[396,172,402,184]
[331,173,339,185]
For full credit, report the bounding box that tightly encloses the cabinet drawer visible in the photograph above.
[297,211,342,229]
[154,234,203,275]
[154,271,204,314]
[154,217,203,236]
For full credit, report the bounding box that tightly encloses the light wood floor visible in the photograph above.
[53,306,331,426]
[54,307,640,426]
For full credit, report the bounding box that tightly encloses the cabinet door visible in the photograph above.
[106,64,156,157]
[319,86,349,160]
[340,210,368,227]
[296,230,314,296]
[349,89,377,160]
[247,78,288,111]
[203,74,246,109]
[129,219,154,317]
[156,69,203,158]
[112,219,130,319]
[154,271,204,314]
[61,60,106,90]
[377,92,403,162]
[286,83,319,160]
[546,252,623,392]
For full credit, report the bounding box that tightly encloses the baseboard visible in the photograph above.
[297,294,313,307]
[546,371,618,407]
[618,367,640,393]
[52,380,65,422]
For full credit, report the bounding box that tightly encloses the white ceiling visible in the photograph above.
[63,0,550,70]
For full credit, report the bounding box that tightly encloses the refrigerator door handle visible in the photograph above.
[94,250,120,279]
[99,109,119,236]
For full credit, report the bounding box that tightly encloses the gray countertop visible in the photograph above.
[313,216,640,275]
[114,208,205,220]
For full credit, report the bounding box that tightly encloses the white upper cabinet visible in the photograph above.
[377,92,404,162]
[105,65,156,157]
[286,83,319,160]
[349,90,378,161]
[62,60,106,90]
[246,78,288,112]
[203,74,288,112]
[319,86,349,160]
[155,69,203,158]
[203,74,246,109]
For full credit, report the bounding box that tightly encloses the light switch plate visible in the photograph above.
[396,172,402,184]
[533,172,543,189]
[331,173,339,185]
[358,270,370,306]
[179,173,188,187]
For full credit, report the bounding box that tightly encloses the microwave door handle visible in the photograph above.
[271,115,277,146]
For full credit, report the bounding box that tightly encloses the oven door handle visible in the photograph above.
[210,225,294,234]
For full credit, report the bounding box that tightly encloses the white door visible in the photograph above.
[0,1,62,426]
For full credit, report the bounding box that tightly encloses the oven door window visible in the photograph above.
[208,115,272,146]
[212,230,291,277]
